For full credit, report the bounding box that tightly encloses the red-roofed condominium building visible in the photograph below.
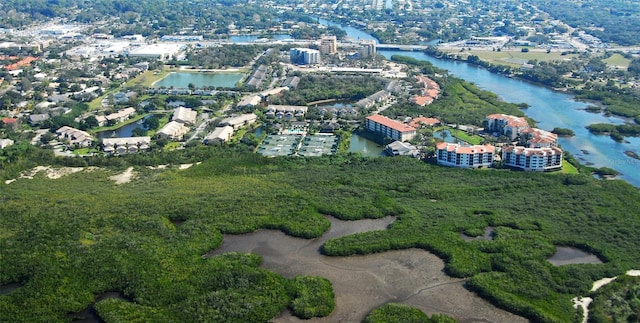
[436,142,496,168]
[365,114,417,142]
[485,114,530,140]
[502,146,563,171]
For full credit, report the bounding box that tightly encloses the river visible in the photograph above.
[377,50,640,187]
[315,19,639,187]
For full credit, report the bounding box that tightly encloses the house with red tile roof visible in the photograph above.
[409,117,441,128]
[411,75,440,107]
[502,146,563,171]
[436,142,495,168]
[365,114,416,142]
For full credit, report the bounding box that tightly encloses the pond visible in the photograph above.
[96,115,153,139]
[547,247,604,266]
[434,130,458,143]
[0,283,22,296]
[152,72,244,89]
[459,227,495,242]
[348,133,384,157]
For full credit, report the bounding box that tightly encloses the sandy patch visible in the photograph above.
[179,163,193,170]
[627,270,640,276]
[147,164,168,170]
[109,167,135,185]
[572,297,593,323]
[591,277,617,292]
[20,166,84,180]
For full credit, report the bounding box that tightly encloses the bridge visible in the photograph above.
[197,40,429,52]
[375,44,430,51]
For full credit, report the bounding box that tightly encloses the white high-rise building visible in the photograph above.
[290,48,320,65]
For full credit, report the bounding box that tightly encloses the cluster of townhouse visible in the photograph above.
[203,113,258,145]
[435,114,563,171]
[95,107,136,126]
[410,75,440,106]
[157,107,197,140]
[265,105,308,119]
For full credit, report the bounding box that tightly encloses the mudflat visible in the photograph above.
[210,216,528,323]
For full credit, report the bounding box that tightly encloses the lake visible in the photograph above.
[153,72,244,89]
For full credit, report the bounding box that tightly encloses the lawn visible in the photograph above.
[125,67,173,88]
[560,159,579,174]
[447,127,484,145]
[442,49,579,67]
[602,53,631,69]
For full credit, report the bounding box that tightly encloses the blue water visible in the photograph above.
[97,115,152,139]
[153,72,244,89]
[348,134,384,157]
[315,19,640,187]
[434,130,458,143]
[378,50,639,187]
[317,18,378,43]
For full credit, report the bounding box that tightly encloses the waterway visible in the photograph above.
[378,50,640,187]
[153,72,244,89]
[317,17,640,187]
[317,18,378,43]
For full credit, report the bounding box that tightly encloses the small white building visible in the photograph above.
[172,107,197,125]
[157,121,189,140]
[436,142,495,168]
[203,126,234,145]
[265,105,308,119]
[95,107,136,126]
[220,113,258,130]
[237,95,262,107]
[56,126,94,147]
[102,137,150,154]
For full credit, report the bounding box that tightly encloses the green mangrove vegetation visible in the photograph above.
[1,150,640,322]
[363,303,456,323]
[589,275,640,322]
